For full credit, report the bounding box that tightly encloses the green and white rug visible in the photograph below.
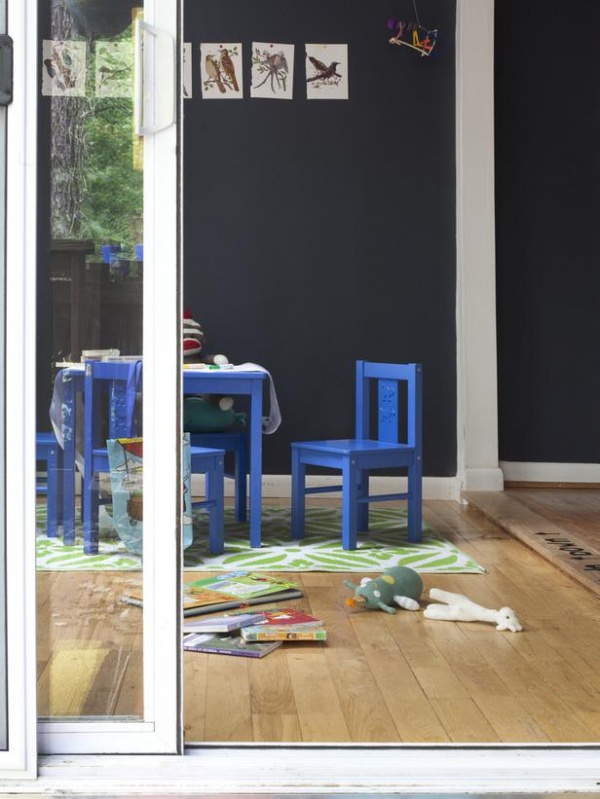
[36,505,485,574]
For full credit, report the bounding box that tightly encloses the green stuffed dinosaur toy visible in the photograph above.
[344,566,423,613]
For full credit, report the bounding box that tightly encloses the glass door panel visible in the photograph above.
[36,0,145,725]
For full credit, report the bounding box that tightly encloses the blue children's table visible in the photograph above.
[52,363,270,551]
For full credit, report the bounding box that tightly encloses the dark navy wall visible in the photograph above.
[495,0,600,463]
[183,0,457,475]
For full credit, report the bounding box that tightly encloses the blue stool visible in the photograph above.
[36,431,62,538]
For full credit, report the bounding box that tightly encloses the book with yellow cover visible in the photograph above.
[240,624,327,642]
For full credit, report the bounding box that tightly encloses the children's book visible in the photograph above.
[120,585,304,617]
[240,607,323,627]
[182,588,305,617]
[182,632,282,658]
[240,624,327,642]
[182,612,264,634]
[185,571,300,601]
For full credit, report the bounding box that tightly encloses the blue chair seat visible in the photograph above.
[291,361,423,551]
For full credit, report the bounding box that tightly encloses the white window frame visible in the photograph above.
[3,0,182,761]
[0,0,597,790]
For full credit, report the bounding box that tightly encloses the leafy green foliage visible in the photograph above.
[78,96,142,251]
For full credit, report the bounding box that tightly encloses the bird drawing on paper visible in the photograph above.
[306,56,341,84]
[205,54,226,93]
[252,48,290,93]
[44,44,77,92]
[220,48,239,92]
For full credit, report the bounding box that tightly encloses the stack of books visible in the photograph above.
[182,606,327,658]
[238,607,326,642]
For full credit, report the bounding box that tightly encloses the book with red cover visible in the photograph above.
[241,607,323,627]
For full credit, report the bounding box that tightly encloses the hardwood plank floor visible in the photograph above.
[37,493,600,744]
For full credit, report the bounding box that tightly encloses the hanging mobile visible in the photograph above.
[387,0,438,57]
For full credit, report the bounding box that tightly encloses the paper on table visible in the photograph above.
[233,362,281,434]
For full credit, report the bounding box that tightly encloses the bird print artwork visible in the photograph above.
[41,39,87,97]
[200,43,243,99]
[205,54,226,94]
[95,41,133,98]
[306,56,341,84]
[305,44,348,100]
[220,48,239,92]
[251,42,294,99]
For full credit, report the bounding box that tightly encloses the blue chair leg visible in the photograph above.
[45,440,62,538]
[407,460,423,543]
[341,457,359,550]
[206,454,225,555]
[233,445,247,523]
[291,448,306,540]
[357,470,369,532]
[82,470,100,555]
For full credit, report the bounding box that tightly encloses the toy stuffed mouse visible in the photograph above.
[423,588,522,632]
[344,566,423,614]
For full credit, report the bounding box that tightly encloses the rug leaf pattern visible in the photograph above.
[36,505,485,573]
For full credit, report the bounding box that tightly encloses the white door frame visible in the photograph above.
[3,0,182,760]
[0,0,597,790]
[0,0,39,776]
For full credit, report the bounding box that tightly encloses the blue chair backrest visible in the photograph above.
[85,360,143,442]
[355,361,422,448]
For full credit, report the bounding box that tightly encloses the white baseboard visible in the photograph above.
[463,466,505,491]
[191,474,462,501]
[501,461,600,484]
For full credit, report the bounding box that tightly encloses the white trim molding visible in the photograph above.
[191,474,463,502]
[456,0,503,494]
[501,461,600,484]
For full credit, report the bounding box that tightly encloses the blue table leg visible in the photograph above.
[249,379,263,548]
[61,371,77,545]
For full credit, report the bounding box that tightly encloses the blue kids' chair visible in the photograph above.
[36,431,62,538]
[82,361,225,555]
[291,361,423,550]
[188,431,247,523]
[82,360,143,554]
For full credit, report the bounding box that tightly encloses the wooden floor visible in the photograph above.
[36,491,600,745]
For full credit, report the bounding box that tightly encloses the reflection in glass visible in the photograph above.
[36,0,144,722]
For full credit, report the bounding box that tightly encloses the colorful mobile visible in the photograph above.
[387,1,437,57]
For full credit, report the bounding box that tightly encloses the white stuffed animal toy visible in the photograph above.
[423,588,522,632]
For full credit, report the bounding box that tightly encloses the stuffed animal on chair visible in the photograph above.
[344,566,423,613]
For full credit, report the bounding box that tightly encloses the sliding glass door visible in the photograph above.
[29,0,181,755]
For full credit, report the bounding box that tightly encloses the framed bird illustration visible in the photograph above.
[305,43,348,100]
[200,42,243,99]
